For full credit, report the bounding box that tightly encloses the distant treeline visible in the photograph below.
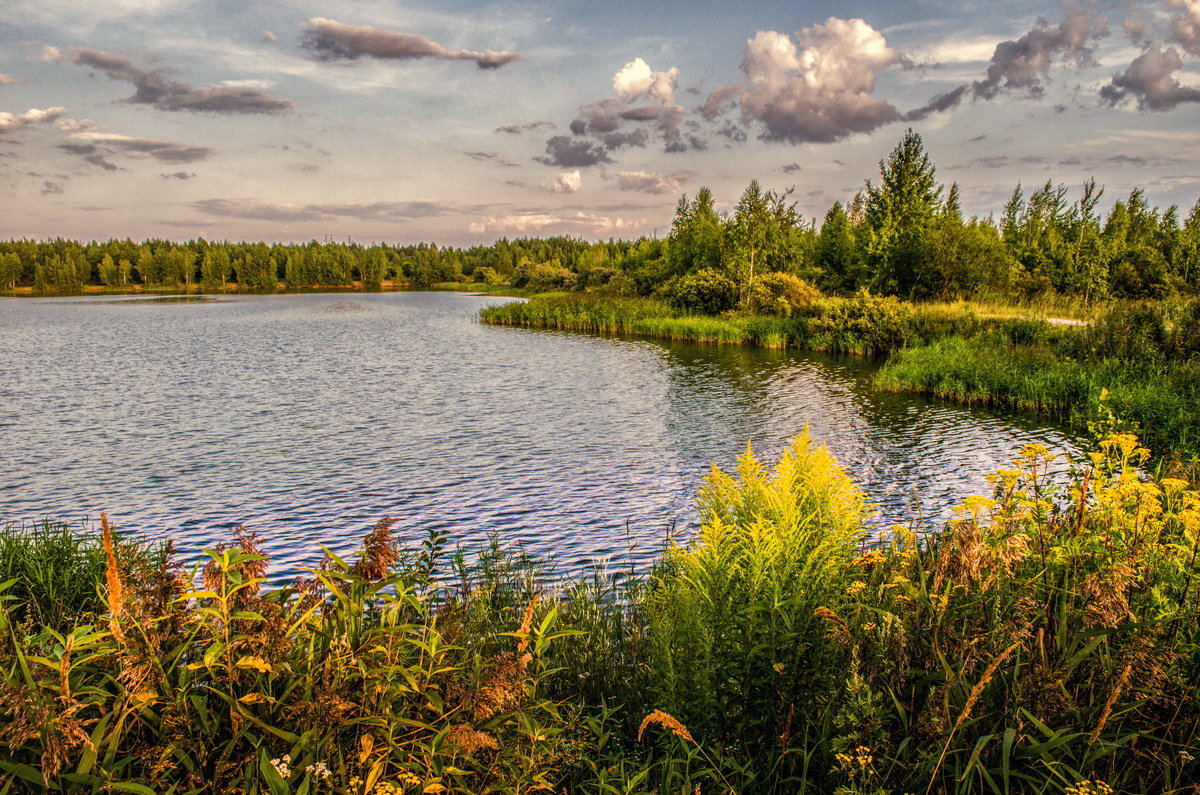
[4,131,1199,302]
[0,235,636,293]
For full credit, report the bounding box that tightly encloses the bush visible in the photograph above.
[745,272,822,316]
[661,268,738,314]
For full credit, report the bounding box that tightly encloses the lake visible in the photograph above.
[0,291,1082,578]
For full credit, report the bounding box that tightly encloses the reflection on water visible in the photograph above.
[0,292,1082,579]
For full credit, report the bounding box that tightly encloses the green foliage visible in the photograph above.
[661,267,738,314]
[0,520,167,630]
[646,433,869,771]
[745,272,821,317]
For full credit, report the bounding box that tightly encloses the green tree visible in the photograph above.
[815,202,863,294]
[863,130,942,297]
[98,254,119,286]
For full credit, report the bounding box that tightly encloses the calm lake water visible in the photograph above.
[1,291,1082,578]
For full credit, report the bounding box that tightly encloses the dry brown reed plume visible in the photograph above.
[101,513,126,646]
[468,596,540,721]
[351,517,399,581]
[1091,662,1134,745]
[638,710,695,743]
[927,640,1021,791]
[446,723,500,755]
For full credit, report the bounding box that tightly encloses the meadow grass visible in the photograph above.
[5,433,1200,793]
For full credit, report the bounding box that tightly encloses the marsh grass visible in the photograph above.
[5,434,1200,792]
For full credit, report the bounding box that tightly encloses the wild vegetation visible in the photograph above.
[4,432,1200,793]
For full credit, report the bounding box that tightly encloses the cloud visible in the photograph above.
[41,180,64,194]
[732,19,903,144]
[1122,15,1148,44]
[61,132,213,166]
[161,171,196,179]
[464,150,497,161]
[495,121,555,134]
[781,162,803,173]
[552,170,582,193]
[48,47,293,114]
[615,170,686,194]
[699,83,740,121]
[612,57,679,105]
[262,30,277,43]
[0,106,66,134]
[1169,0,1200,54]
[902,84,968,121]
[1100,45,1200,110]
[192,198,452,222]
[55,117,96,132]
[301,17,520,69]
[543,56,687,166]
[0,73,16,84]
[536,135,612,168]
[973,6,1109,99]
[468,210,642,237]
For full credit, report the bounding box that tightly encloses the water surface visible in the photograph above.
[0,292,1082,577]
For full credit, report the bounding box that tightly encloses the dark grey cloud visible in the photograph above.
[781,162,803,174]
[162,171,196,179]
[902,84,968,121]
[302,18,520,69]
[973,6,1109,99]
[495,121,555,134]
[464,150,497,161]
[60,133,213,169]
[599,129,649,150]
[699,83,739,121]
[47,47,293,115]
[192,198,453,223]
[41,180,64,194]
[535,135,612,168]
[1169,0,1200,54]
[1100,45,1200,110]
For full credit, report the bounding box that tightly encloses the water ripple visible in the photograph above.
[0,292,1083,580]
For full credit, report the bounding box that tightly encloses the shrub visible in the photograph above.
[661,268,739,315]
[745,272,822,316]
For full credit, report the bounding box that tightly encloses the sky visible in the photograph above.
[1,0,1199,246]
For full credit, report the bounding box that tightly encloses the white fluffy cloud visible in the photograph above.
[552,170,582,193]
[612,57,679,105]
[0,106,66,134]
[1169,0,1200,54]
[727,19,902,143]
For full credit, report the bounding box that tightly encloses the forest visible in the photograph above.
[4,131,1200,307]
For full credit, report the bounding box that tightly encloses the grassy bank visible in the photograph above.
[482,294,1200,464]
[5,433,1200,793]
[877,300,1200,465]
[479,293,987,355]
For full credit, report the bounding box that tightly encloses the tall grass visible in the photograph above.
[0,519,167,629]
[480,293,988,355]
[5,433,1200,792]
[878,301,1200,460]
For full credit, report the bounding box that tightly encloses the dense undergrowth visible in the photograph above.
[5,432,1200,793]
